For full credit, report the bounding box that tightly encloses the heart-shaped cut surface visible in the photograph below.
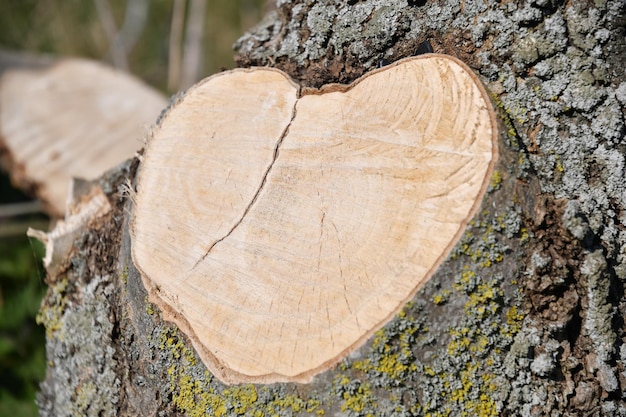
[132,54,498,384]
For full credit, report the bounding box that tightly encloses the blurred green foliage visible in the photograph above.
[0,235,46,417]
[0,1,266,415]
[0,172,46,417]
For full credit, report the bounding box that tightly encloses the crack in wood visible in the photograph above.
[191,100,299,271]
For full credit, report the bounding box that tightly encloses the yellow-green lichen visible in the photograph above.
[502,305,525,337]
[464,282,502,319]
[145,296,155,315]
[489,170,502,191]
[148,203,524,417]
[352,304,424,389]
[120,264,128,285]
[433,289,451,305]
[489,92,523,148]
[266,392,311,415]
[452,213,510,269]
[159,327,197,365]
[73,381,96,415]
[418,203,526,417]
[555,155,564,172]
[428,272,512,417]
[334,375,377,416]
[157,324,329,417]
[36,277,69,340]
[169,372,226,417]
[223,385,259,415]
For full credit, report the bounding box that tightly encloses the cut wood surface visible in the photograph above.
[0,54,167,216]
[132,54,498,384]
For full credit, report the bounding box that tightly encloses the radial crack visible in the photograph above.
[191,98,299,271]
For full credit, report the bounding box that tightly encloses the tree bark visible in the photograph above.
[35,0,626,416]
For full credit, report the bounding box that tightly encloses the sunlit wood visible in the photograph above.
[132,54,498,384]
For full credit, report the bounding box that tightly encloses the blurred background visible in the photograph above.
[0,0,267,415]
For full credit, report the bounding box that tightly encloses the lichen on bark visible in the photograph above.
[35,0,626,415]
[236,0,626,414]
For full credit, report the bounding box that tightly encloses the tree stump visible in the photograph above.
[131,55,497,385]
[35,1,626,416]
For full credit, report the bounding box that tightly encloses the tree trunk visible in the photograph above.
[35,0,626,416]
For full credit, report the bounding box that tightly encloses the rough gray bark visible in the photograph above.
[35,0,626,416]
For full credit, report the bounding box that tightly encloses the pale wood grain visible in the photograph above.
[0,57,167,216]
[132,54,498,384]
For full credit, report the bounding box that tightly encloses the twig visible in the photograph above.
[168,0,187,92]
[94,0,129,71]
[118,0,150,55]
[180,0,207,90]
[0,201,44,218]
